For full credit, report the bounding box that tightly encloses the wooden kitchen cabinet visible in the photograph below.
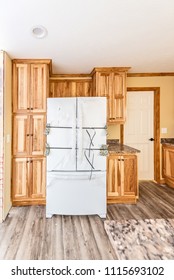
[49,77,92,97]
[12,59,51,205]
[12,157,46,205]
[107,154,138,203]
[13,114,46,156]
[13,61,49,113]
[162,144,174,188]
[91,67,130,124]
[13,114,29,156]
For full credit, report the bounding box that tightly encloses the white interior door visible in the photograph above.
[124,91,154,180]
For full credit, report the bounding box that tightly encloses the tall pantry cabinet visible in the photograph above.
[12,60,51,206]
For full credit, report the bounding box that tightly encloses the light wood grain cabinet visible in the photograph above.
[13,114,46,157]
[12,157,46,205]
[13,114,29,156]
[162,144,174,188]
[91,67,130,124]
[13,63,29,113]
[49,78,92,97]
[13,62,49,113]
[12,59,51,205]
[107,154,138,203]
[30,158,46,200]
[12,158,29,201]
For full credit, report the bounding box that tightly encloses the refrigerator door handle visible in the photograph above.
[71,106,76,156]
[44,126,50,135]
[45,143,50,156]
[44,123,51,135]
[104,125,108,136]
[100,144,109,156]
[78,104,83,160]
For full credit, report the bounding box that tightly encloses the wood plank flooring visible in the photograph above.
[0,181,174,260]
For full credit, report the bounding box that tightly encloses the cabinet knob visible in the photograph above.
[26,134,30,136]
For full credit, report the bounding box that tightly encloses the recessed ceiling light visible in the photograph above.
[31,25,48,39]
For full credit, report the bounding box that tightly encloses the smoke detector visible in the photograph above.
[31,25,47,39]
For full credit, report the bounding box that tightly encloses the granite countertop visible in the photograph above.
[161,138,174,146]
[107,139,140,154]
[162,143,174,148]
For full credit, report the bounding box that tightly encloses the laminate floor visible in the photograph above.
[0,181,174,260]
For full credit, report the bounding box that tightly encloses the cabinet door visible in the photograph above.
[30,64,48,112]
[75,81,92,97]
[109,72,126,123]
[93,71,126,124]
[107,155,121,199]
[107,154,138,203]
[50,80,72,97]
[162,147,167,177]
[12,158,30,200]
[30,158,46,199]
[95,72,110,97]
[50,80,92,97]
[13,63,30,113]
[163,148,174,178]
[13,115,30,156]
[13,114,46,156]
[30,114,46,156]
[122,155,138,197]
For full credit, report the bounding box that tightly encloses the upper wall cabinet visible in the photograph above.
[49,76,92,97]
[91,67,130,124]
[13,60,50,113]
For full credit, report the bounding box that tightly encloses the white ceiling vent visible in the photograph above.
[31,25,47,39]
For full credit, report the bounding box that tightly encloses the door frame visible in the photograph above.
[121,87,160,183]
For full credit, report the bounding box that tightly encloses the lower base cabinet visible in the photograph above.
[162,144,174,188]
[12,157,46,205]
[12,154,138,206]
[107,154,138,204]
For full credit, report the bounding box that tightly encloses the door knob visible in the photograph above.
[149,138,154,141]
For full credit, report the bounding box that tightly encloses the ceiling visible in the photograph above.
[0,0,174,74]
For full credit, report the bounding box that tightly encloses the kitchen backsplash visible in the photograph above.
[161,138,174,144]
[107,139,119,145]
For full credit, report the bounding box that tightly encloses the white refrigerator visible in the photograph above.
[46,97,107,218]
